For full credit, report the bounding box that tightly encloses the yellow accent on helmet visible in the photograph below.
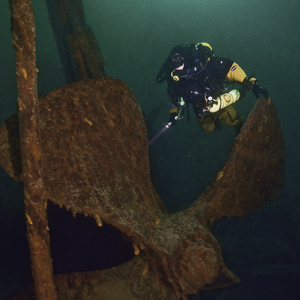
[198,42,213,51]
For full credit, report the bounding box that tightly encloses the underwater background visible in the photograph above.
[0,0,300,299]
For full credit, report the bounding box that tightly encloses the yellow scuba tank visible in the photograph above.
[208,90,240,113]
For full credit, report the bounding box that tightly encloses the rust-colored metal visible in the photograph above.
[186,97,285,222]
[45,0,106,82]
[9,0,57,299]
[1,77,284,300]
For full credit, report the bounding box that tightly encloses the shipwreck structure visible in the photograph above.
[2,0,285,299]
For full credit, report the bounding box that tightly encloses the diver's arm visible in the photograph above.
[225,62,248,82]
[156,61,169,84]
[226,62,268,98]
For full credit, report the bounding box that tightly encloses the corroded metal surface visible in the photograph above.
[45,0,106,82]
[187,97,285,222]
[4,1,285,299]
[1,77,284,300]
[38,78,164,238]
[0,114,22,182]
[9,0,57,299]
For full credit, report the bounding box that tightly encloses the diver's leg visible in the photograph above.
[218,106,241,126]
[197,116,216,132]
[193,102,216,132]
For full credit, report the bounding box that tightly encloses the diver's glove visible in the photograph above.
[252,84,268,99]
[169,112,178,125]
[156,70,167,84]
[156,62,168,84]
[242,76,268,99]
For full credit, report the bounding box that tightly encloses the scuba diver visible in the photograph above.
[156,42,268,132]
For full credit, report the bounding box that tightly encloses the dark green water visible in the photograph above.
[1,0,300,299]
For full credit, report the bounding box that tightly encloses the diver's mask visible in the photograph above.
[169,53,185,70]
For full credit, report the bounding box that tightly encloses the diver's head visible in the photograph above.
[167,44,189,70]
[169,53,185,70]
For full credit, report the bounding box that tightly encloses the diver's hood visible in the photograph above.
[169,43,211,80]
[167,44,190,70]
[156,43,211,84]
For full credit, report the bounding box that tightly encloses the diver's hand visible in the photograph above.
[242,77,268,99]
[156,71,166,84]
[252,84,269,99]
[242,76,257,90]
[169,113,177,125]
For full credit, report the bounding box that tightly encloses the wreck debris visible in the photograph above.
[187,97,285,222]
[1,77,284,299]
[45,0,106,82]
[3,0,285,299]
[9,0,57,299]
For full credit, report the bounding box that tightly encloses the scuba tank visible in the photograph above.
[207,90,240,113]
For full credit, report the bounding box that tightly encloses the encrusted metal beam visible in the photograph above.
[45,0,106,82]
[9,0,57,299]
